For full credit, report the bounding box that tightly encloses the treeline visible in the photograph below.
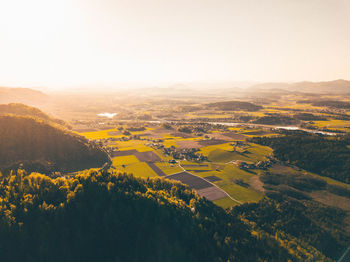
[253,114,297,125]
[250,132,350,183]
[298,99,350,109]
[206,101,263,111]
[252,113,327,126]
[0,115,108,174]
[0,170,328,262]
[312,100,350,109]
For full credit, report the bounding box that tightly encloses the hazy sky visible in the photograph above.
[0,0,349,88]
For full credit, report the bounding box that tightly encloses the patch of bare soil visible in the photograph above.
[171,132,194,138]
[249,175,265,193]
[196,186,227,201]
[310,191,350,212]
[108,131,122,136]
[147,162,166,176]
[141,132,163,139]
[100,126,116,130]
[111,149,138,157]
[73,128,98,132]
[134,151,161,162]
[198,139,227,146]
[176,140,201,149]
[207,133,233,140]
[222,132,247,140]
[270,164,299,175]
[151,128,170,134]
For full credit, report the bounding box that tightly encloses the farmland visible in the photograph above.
[3,81,350,261]
[80,122,277,208]
[72,89,350,214]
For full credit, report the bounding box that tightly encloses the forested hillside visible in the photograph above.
[0,170,330,262]
[0,115,108,174]
[234,198,349,260]
[0,103,69,128]
[250,132,350,183]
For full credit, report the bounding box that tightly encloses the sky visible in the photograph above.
[0,0,349,88]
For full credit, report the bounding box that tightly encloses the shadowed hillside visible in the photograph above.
[0,115,108,174]
[0,103,69,128]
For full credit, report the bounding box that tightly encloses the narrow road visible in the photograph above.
[338,246,350,262]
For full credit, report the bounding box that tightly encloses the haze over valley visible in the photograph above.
[1,0,350,261]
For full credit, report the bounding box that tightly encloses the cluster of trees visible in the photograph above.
[298,99,350,109]
[0,170,330,261]
[163,146,207,162]
[253,114,298,125]
[234,197,349,260]
[206,101,263,111]
[174,122,228,134]
[312,100,350,109]
[293,113,327,121]
[250,132,350,183]
[0,115,108,174]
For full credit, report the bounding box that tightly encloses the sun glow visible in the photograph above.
[0,0,349,88]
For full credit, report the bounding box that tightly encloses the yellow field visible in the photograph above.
[200,143,271,163]
[112,155,139,166]
[313,120,350,131]
[155,162,183,175]
[219,183,263,202]
[80,128,122,139]
[116,162,157,178]
[200,143,234,156]
[213,197,238,208]
[181,163,263,205]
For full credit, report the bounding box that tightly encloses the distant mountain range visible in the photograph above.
[0,87,48,105]
[250,79,350,94]
[1,80,349,105]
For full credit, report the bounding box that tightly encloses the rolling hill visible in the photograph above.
[0,103,69,128]
[0,115,109,174]
[206,100,263,111]
[250,79,350,94]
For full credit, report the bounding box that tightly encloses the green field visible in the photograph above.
[312,119,350,131]
[213,197,238,209]
[190,165,263,203]
[200,143,272,163]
